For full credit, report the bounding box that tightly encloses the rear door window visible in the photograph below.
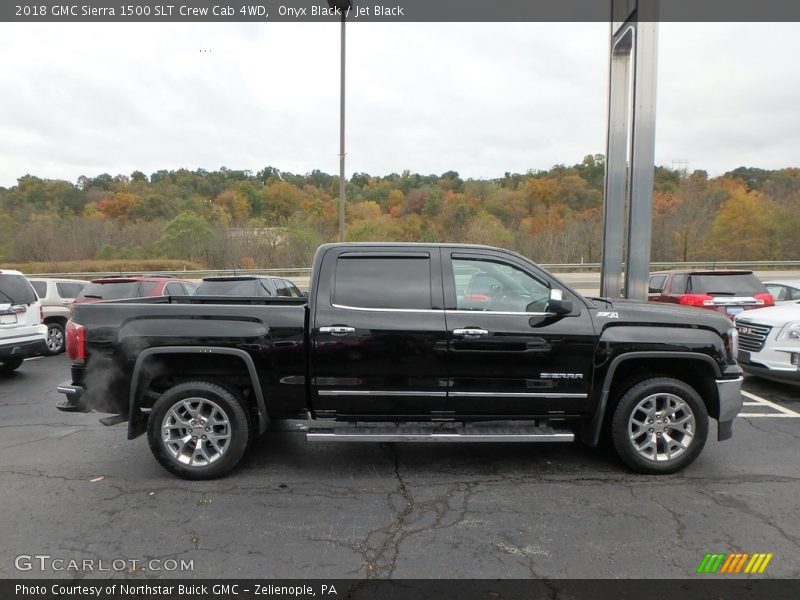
[31,281,47,298]
[0,274,38,305]
[196,279,259,296]
[334,255,433,310]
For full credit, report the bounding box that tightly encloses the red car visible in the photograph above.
[73,276,196,304]
[648,270,774,318]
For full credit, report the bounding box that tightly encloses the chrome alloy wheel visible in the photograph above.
[628,392,696,462]
[161,397,231,467]
[46,325,64,352]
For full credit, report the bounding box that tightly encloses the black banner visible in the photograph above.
[5,580,800,600]
[3,0,800,23]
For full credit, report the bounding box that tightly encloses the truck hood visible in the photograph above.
[587,298,733,336]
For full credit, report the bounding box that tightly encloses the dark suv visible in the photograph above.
[74,276,196,305]
[648,270,774,318]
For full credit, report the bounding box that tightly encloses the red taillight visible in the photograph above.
[679,294,714,307]
[754,293,774,307]
[66,320,85,361]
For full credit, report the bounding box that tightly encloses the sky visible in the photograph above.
[1,21,799,187]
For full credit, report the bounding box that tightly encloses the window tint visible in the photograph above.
[164,282,184,295]
[0,274,38,304]
[648,275,667,293]
[687,274,766,295]
[196,279,260,296]
[669,273,686,294]
[766,285,787,301]
[334,256,432,309]
[31,281,47,298]
[181,282,196,295]
[453,258,550,312]
[56,282,85,299]
[80,281,156,301]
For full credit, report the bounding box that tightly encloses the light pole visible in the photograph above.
[328,0,351,242]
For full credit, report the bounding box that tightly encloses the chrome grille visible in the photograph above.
[736,321,772,352]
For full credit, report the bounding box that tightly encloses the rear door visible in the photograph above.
[310,247,448,417]
[442,250,595,417]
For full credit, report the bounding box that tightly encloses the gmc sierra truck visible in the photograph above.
[56,243,743,479]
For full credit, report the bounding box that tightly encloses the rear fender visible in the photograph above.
[127,347,269,439]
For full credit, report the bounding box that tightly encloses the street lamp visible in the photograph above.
[328,0,351,242]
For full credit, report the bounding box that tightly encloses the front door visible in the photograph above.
[442,251,595,417]
[311,248,448,418]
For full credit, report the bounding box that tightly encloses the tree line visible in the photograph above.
[0,157,798,271]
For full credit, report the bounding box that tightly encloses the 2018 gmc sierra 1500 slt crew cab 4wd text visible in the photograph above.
[56,243,743,479]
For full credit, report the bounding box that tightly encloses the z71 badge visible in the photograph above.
[597,311,619,318]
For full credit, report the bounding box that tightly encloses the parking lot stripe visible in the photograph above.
[739,390,800,418]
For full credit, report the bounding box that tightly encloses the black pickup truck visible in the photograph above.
[57,243,743,479]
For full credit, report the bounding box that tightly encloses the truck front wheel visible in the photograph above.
[147,381,251,480]
[611,377,708,474]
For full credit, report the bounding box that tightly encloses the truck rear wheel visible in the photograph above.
[147,381,251,480]
[611,377,708,474]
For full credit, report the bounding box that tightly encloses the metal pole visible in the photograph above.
[338,13,346,242]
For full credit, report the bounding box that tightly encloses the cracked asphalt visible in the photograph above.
[1,355,799,579]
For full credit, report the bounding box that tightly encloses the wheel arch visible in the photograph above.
[128,347,269,440]
[580,351,722,446]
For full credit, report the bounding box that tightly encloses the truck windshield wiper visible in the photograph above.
[82,294,104,299]
[587,296,613,305]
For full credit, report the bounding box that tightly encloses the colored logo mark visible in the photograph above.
[696,552,773,574]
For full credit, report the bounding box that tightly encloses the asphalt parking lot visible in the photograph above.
[1,355,799,579]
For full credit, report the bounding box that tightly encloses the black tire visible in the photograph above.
[611,377,708,474]
[0,357,24,374]
[147,381,252,480]
[45,322,66,355]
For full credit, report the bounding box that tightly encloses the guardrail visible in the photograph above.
[24,260,800,279]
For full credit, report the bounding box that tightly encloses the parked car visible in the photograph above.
[763,280,800,305]
[58,243,743,479]
[74,276,196,305]
[28,278,88,355]
[195,275,304,297]
[648,270,774,317]
[735,302,800,384]
[0,270,47,373]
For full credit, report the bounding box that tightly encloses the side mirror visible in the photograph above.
[301,291,309,297]
[547,289,573,315]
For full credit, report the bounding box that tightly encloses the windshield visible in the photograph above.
[687,274,766,295]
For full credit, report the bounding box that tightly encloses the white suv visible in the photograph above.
[0,270,48,373]
[735,303,800,384]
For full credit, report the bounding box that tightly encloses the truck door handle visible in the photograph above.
[452,328,489,337]
[320,326,355,336]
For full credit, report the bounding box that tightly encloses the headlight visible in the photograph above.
[725,327,739,362]
[777,320,800,342]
